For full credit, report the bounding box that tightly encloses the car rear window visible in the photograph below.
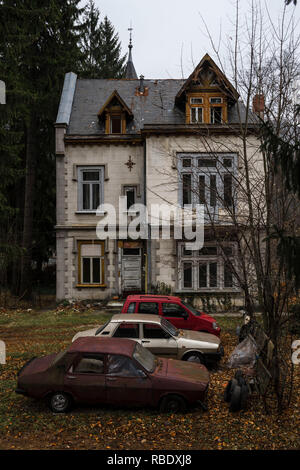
[138,302,159,314]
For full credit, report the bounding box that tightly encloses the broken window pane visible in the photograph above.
[224,262,233,287]
[183,262,192,288]
[199,175,205,204]
[210,107,222,124]
[182,173,192,205]
[209,262,217,287]
[199,264,207,288]
[224,174,233,206]
[210,175,216,207]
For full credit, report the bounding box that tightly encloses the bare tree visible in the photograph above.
[148,1,300,410]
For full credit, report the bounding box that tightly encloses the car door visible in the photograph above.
[161,302,190,330]
[105,354,152,406]
[141,323,178,357]
[111,322,141,345]
[64,353,106,404]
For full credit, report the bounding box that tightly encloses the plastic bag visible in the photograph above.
[227,336,258,369]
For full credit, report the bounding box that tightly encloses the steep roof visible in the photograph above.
[175,53,240,105]
[67,78,256,135]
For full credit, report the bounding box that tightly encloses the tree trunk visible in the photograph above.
[20,114,37,299]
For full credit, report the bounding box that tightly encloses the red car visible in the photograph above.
[16,337,209,413]
[122,295,221,337]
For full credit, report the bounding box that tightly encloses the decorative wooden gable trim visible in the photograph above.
[175,54,239,106]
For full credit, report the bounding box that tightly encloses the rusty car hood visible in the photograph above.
[19,353,57,377]
[177,329,220,351]
[153,357,209,387]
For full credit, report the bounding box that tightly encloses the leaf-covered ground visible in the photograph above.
[0,308,299,450]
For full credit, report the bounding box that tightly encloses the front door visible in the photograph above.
[105,354,152,406]
[121,247,142,292]
[141,323,178,358]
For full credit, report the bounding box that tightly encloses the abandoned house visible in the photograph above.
[55,39,261,309]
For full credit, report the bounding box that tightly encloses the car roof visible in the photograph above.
[68,337,136,356]
[111,313,162,324]
[126,294,181,302]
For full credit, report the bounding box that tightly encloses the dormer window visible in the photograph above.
[97,90,133,136]
[176,54,240,126]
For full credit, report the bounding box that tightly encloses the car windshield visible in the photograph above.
[95,321,110,336]
[182,301,201,316]
[133,343,156,373]
[161,318,179,336]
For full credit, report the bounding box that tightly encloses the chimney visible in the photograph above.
[253,94,264,119]
[139,75,145,94]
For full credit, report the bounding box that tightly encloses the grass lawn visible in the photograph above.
[0,308,299,450]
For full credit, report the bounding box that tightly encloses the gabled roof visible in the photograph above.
[175,54,240,105]
[66,78,256,136]
[97,89,133,118]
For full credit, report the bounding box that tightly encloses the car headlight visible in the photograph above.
[212,322,218,330]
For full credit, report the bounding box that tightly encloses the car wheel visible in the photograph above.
[224,378,238,402]
[49,392,72,413]
[240,384,249,409]
[160,394,187,413]
[184,352,204,364]
[234,370,246,387]
[229,384,242,412]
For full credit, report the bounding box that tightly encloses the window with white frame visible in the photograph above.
[78,241,105,286]
[78,167,104,211]
[178,242,237,291]
[178,153,236,214]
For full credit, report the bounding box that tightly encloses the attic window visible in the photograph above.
[110,115,122,134]
[209,97,223,104]
[190,97,203,104]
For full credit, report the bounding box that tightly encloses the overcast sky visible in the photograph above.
[91,0,299,79]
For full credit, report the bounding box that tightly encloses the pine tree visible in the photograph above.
[0,0,84,297]
[99,16,126,79]
[80,5,126,79]
[80,0,103,78]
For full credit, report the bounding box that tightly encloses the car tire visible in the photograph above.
[49,392,72,413]
[229,385,242,412]
[224,378,238,402]
[234,370,246,387]
[184,352,205,365]
[159,394,187,413]
[240,384,249,409]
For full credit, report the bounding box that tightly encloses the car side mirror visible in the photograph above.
[182,312,188,320]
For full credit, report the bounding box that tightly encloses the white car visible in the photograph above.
[72,314,223,367]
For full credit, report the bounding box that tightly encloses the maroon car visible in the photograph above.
[16,337,209,413]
